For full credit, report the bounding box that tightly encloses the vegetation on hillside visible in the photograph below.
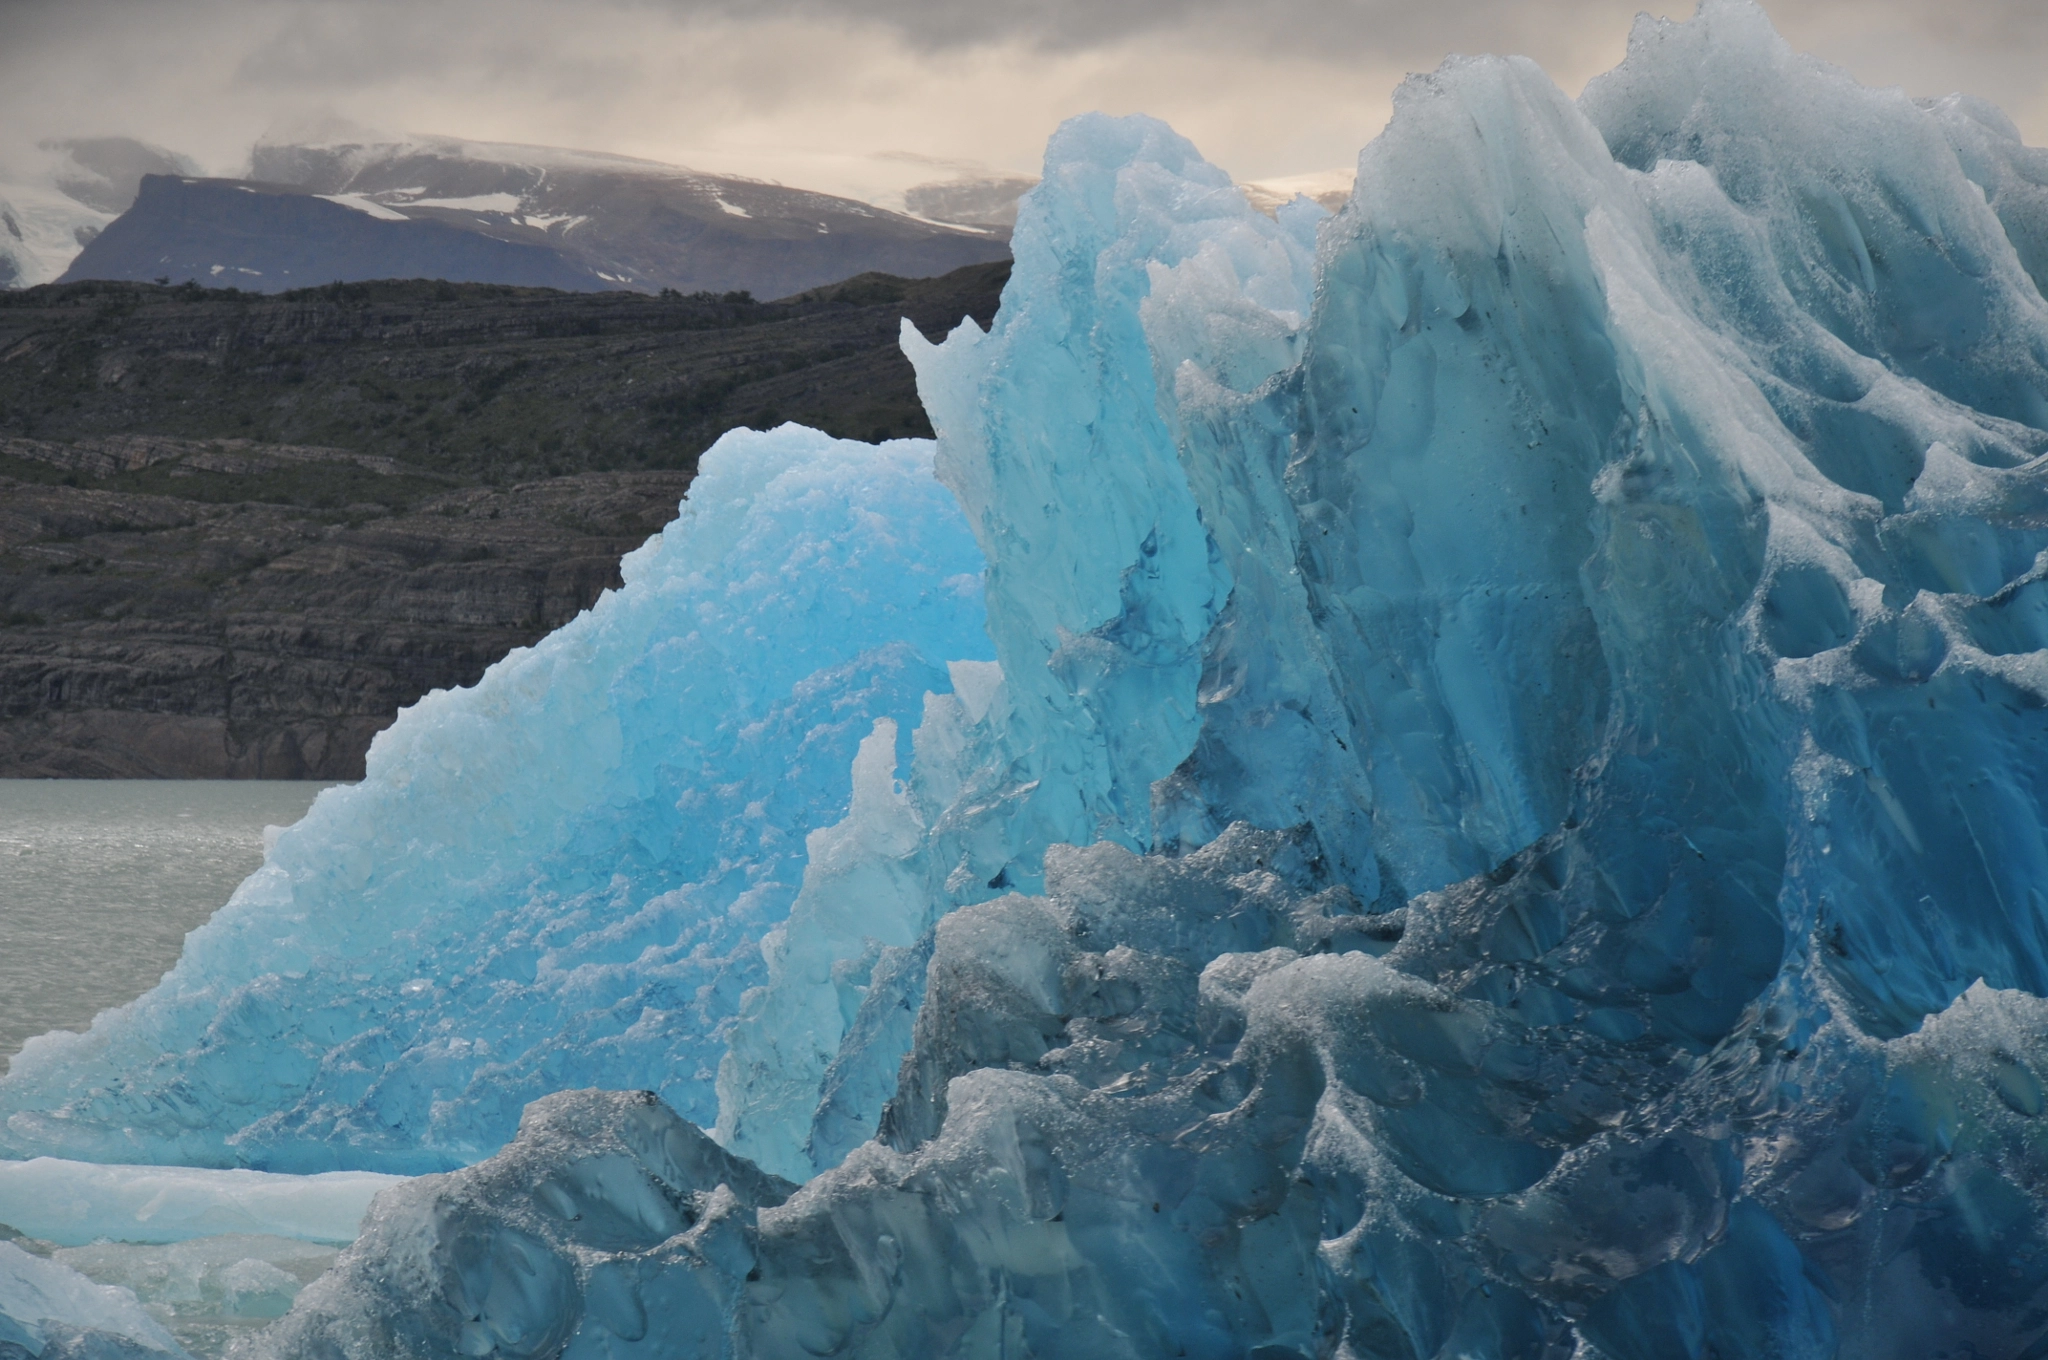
[0,263,1010,777]
[0,263,1009,495]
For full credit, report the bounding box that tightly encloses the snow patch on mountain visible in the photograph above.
[393,192,524,213]
[314,193,408,222]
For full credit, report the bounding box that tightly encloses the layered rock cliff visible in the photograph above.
[0,266,1007,777]
[0,459,683,778]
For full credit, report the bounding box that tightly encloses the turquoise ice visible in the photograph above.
[0,426,994,1173]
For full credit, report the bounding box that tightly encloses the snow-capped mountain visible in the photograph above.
[12,132,1347,295]
[0,138,197,287]
[59,135,1013,297]
[1238,167,1354,214]
[900,170,1040,228]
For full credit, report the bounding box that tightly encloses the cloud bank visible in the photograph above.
[0,0,2041,199]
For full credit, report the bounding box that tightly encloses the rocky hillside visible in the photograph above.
[0,265,1007,777]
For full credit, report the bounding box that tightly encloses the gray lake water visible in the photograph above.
[0,781,334,1069]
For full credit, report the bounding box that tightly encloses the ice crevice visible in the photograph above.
[9,1,2048,1356]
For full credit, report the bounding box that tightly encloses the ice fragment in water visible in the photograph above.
[0,1240,185,1357]
[53,1236,339,1358]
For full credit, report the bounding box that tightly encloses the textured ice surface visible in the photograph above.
[22,0,2048,1354]
[0,1160,401,1247]
[714,113,1332,1180]
[0,1240,184,1357]
[0,427,992,1173]
[243,1090,793,1359]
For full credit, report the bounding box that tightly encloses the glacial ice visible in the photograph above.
[0,426,993,1173]
[13,0,2048,1354]
[0,1159,401,1247]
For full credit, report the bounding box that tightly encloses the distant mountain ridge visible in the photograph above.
[59,137,1013,297]
[12,133,1359,297]
[64,175,621,293]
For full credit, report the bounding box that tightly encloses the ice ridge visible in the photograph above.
[14,0,2048,1355]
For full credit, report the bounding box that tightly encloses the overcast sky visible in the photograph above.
[0,0,2043,195]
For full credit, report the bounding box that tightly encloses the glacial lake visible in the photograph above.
[0,781,334,1069]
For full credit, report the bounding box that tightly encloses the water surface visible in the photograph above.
[0,781,333,1068]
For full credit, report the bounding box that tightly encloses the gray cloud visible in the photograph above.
[0,0,2042,197]
[632,0,2048,85]
[594,0,2044,63]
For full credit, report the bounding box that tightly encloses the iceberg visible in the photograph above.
[0,426,994,1174]
[12,0,2048,1354]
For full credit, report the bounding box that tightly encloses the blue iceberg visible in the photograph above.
[0,427,995,1173]
[12,0,2048,1355]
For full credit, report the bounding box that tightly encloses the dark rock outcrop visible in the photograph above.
[0,266,1010,778]
[0,266,1009,478]
[0,461,688,778]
